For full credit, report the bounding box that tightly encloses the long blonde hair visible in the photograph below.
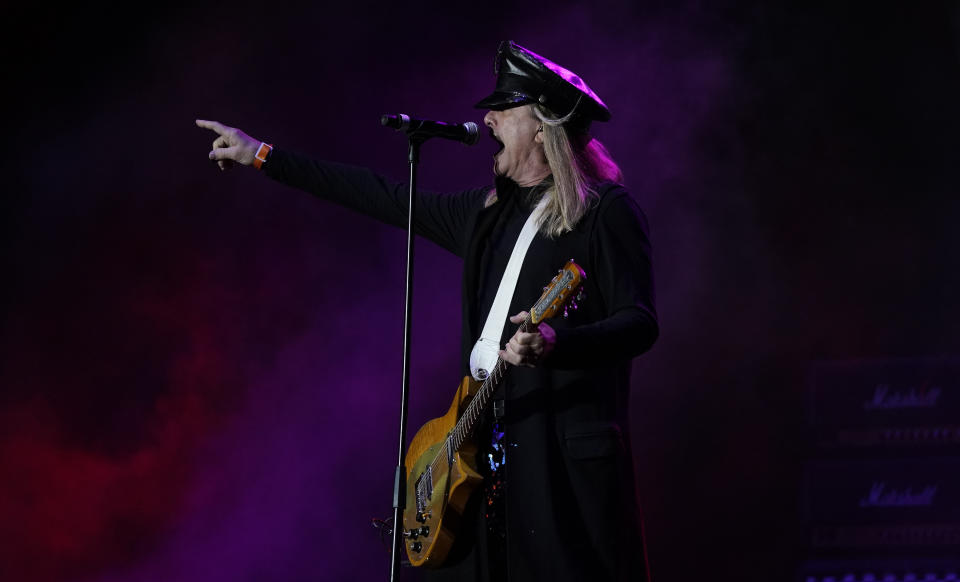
[532,104,624,237]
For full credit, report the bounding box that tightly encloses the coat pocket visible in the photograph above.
[564,421,624,460]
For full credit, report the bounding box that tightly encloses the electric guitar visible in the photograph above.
[401,259,586,567]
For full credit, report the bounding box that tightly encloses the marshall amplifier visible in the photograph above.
[807,358,960,450]
[802,457,960,552]
[797,557,960,582]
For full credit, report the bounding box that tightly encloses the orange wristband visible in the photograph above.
[253,142,273,170]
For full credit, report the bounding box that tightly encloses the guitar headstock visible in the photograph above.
[530,260,586,324]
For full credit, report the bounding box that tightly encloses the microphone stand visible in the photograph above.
[389,133,424,582]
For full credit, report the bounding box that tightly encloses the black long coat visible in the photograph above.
[265,151,658,581]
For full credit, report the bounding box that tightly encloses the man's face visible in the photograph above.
[483,105,547,186]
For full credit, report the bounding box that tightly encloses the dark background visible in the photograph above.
[2,2,958,581]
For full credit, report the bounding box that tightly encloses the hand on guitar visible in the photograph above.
[499,311,556,367]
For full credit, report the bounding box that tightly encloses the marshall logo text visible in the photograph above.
[863,384,942,411]
[859,482,939,508]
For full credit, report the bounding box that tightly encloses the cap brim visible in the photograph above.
[473,91,535,110]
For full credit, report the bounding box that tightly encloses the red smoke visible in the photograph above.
[0,258,247,582]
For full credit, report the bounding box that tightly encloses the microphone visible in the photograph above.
[381,114,479,146]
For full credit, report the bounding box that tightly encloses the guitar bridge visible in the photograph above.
[414,466,433,514]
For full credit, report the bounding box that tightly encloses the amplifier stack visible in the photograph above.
[798,357,960,582]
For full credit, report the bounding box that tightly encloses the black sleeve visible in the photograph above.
[262,147,489,257]
[545,188,659,367]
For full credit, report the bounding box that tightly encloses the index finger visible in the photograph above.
[195,119,228,135]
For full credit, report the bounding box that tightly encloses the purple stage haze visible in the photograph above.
[2,2,959,581]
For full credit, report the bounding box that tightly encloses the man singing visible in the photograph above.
[197,40,657,582]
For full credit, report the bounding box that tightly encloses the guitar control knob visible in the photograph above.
[418,526,430,537]
[410,541,423,553]
[415,512,426,523]
[406,528,419,539]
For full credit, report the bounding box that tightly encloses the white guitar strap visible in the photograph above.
[469,194,549,381]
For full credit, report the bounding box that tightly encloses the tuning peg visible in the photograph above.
[576,289,585,301]
[563,306,569,318]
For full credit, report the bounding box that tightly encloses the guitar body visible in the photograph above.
[403,375,484,567]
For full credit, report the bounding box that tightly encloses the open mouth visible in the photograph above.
[489,129,505,158]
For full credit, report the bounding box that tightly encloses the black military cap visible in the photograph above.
[474,40,611,124]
